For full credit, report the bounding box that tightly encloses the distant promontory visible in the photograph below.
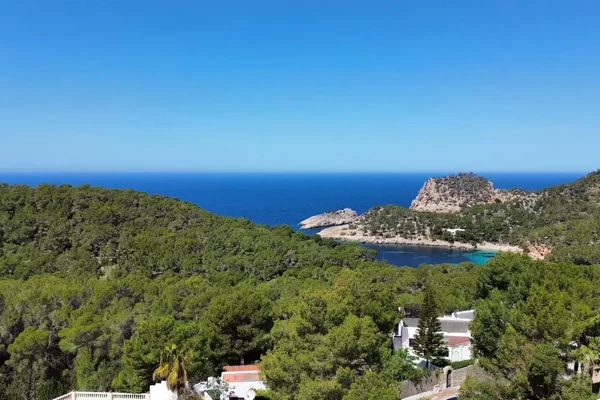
[409,173,524,213]
[299,171,600,263]
[299,208,359,229]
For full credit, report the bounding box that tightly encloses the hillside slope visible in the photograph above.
[0,183,372,279]
[322,171,600,264]
[0,182,482,400]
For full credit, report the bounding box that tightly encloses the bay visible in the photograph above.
[0,172,584,267]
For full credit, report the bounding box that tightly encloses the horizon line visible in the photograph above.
[0,169,592,175]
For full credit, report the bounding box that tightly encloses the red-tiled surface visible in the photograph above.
[223,372,261,383]
[445,336,470,346]
[223,365,260,372]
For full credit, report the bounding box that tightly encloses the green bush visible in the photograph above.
[450,359,473,370]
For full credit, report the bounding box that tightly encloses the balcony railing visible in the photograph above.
[53,392,149,400]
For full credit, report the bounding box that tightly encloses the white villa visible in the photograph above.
[195,365,266,400]
[53,365,266,400]
[445,228,466,236]
[220,365,265,400]
[393,309,474,364]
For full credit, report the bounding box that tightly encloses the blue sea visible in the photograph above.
[0,172,585,267]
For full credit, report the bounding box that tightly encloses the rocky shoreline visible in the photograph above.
[299,172,553,259]
[317,224,523,254]
[299,208,359,229]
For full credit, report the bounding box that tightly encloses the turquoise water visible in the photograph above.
[462,250,498,264]
[362,244,497,266]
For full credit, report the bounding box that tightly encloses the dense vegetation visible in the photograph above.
[463,255,600,400]
[410,280,446,369]
[2,183,600,400]
[0,184,477,399]
[362,171,600,263]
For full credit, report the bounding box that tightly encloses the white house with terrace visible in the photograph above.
[52,365,266,400]
[393,309,474,364]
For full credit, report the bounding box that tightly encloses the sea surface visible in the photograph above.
[0,172,585,267]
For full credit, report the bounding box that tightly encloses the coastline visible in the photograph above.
[317,224,523,254]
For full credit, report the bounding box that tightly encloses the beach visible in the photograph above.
[317,224,523,253]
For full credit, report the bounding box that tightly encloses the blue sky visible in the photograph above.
[1,1,599,172]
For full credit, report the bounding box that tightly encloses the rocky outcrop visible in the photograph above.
[410,173,525,213]
[527,243,553,260]
[299,208,359,229]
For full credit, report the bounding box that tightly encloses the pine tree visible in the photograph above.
[412,283,446,369]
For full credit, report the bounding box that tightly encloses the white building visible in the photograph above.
[194,365,266,400]
[149,381,176,400]
[393,310,474,364]
[54,365,266,400]
[445,228,466,236]
[220,365,266,400]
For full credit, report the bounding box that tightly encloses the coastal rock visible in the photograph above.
[299,208,359,229]
[409,173,524,213]
[527,242,553,260]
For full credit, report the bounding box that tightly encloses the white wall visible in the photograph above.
[449,344,471,362]
[401,325,410,348]
[149,381,177,400]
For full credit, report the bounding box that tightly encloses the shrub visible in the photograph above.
[450,359,473,370]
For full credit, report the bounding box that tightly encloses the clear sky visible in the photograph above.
[1,1,599,172]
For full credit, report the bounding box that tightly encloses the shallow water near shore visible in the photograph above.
[361,243,497,267]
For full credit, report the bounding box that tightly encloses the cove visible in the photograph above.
[360,243,496,267]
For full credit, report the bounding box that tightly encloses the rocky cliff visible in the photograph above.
[299,208,359,229]
[409,173,523,213]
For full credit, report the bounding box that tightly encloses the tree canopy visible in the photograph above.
[2,183,600,399]
[465,254,600,399]
[0,183,477,399]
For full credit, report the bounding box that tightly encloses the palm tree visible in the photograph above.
[153,344,191,395]
[572,315,600,378]
[573,337,600,377]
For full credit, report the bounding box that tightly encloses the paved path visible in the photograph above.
[402,386,459,400]
[428,386,459,399]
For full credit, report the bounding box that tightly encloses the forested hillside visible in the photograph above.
[463,255,600,400]
[0,183,477,399]
[362,171,600,264]
[1,184,600,400]
[0,183,374,280]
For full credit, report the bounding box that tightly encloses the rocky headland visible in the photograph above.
[299,208,359,229]
[300,173,540,257]
[301,171,600,263]
[409,173,525,213]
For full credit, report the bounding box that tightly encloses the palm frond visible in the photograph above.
[167,366,179,391]
[153,343,193,393]
[153,362,171,381]
[181,364,188,386]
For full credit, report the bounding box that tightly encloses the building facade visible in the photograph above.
[393,309,474,364]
